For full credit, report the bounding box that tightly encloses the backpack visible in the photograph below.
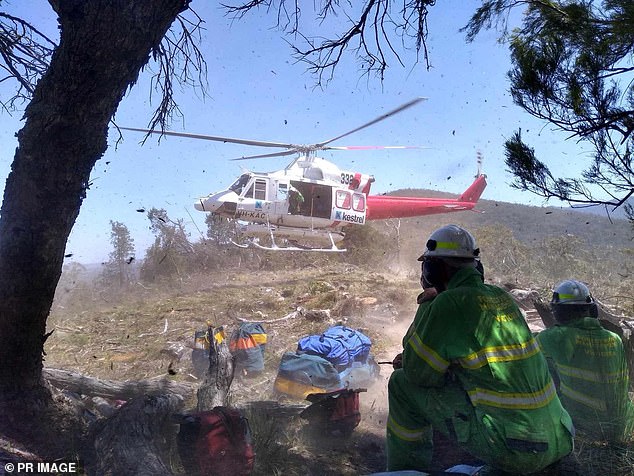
[229,322,267,375]
[322,325,372,363]
[177,406,255,476]
[274,351,343,399]
[300,389,364,436]
[297,325,373,371]
[191,327,226,377]
[297,333,351,370]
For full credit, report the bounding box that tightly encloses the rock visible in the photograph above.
[358,297,378,306]
[304,309,331,321]
[508,289,540,310]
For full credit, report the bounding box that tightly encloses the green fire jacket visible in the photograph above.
[537,317,634,441]
[402,267,573,452]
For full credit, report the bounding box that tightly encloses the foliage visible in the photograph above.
[226,0,437,84]
[0,3,206,129]
[101,221,136,288]
[140,208,194,282]
[0,9,55,107]
[472,224,532,284]
[341,223,394,266]
[464,0,634,217]
[205,214,238,245]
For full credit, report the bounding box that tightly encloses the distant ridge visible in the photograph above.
[569,198,633,220]
[386,188,633,249]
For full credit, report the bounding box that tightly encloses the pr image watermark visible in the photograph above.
[4,461,79,474]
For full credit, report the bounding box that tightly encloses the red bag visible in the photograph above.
[178,406,255,476]
[301,389,363,436]
[330,390,361,432]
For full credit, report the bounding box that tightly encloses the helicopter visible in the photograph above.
[122,98,487,252]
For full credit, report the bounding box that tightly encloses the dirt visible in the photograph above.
[12,265,574,475]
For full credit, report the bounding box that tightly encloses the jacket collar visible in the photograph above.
[446,266,482,290]
[561,317,603,329]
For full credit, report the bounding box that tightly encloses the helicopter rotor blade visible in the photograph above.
[230,149,299,161]
[317,97,427,148]
[120,127,297,149]
[325,145,429,151]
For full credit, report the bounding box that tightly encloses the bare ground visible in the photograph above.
[4,264,631,475]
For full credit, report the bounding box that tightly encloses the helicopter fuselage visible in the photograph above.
[123,98,487,252]
[194,157,374,236]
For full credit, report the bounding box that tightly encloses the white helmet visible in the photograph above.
[418,225,480,260]
[551,280,594,305]
[551,279,597,322]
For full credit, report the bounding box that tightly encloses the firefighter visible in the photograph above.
[395,260,485,369]
[386,225,574,474]
[537,280,634,442]
[288,186,304,214]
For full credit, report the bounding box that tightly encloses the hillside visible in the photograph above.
[569,198,634,220]
[387,187,633,249]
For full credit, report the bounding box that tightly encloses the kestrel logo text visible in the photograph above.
[337,212,364,224]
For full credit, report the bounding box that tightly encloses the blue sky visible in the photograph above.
[0,1,593,263]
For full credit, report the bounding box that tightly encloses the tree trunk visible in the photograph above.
[196,330,235,411]
[0,0,189,396]
[87,394,183,476]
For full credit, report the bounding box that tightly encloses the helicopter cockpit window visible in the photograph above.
[352,193,365,211]
[254,179,267,200]
[336,190,351,209]
[229,174,251,194]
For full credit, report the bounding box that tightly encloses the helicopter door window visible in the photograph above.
[254,179,267,200]
[352,193,365,212]
[336,190,351,209]
[278,183,288,199]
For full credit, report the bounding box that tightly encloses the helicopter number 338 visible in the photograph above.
[122,98,487,252]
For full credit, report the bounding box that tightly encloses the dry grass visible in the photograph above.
[44,262,634,475]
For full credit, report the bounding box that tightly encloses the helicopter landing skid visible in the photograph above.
[231,232,346,253]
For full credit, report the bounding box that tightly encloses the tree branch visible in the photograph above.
[224,0,435,85]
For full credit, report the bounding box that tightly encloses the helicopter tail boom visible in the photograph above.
[458,174,487,203]
[365,174,487,220]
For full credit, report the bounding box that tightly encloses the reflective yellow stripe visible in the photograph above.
[408,334,449,373]
[387,415,425,442]
[436,241,460,250]
[468,380,556,409]
[458,337,540,369]
[556,363,627,384]
[558,293,578,300]
[560,382,607,412]
[251,333,267,345]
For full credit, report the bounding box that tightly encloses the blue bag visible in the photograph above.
[322,325,372,363]
[297,334,351,370]
[274,352,343,398]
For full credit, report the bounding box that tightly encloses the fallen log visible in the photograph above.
[42,368,194,400]
[87,394,183,476]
